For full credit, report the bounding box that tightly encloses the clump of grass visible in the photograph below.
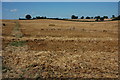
[9,41,26,47]
[49,24,55,26]
[16,33,23,38]
[2,65,11,73]
[19,74,23,78]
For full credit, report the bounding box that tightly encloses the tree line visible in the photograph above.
[19,14,120,21]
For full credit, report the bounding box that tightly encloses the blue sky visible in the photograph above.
[2,2,118,19]
[1,0,120,2]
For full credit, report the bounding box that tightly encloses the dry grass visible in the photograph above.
[19,19,118,38]
[2,22,15,36]
[2,19,118,78]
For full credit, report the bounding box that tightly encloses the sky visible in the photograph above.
[2,2,119,19]
[1,0,120,2]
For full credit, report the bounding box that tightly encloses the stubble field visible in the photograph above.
[2,19,118,78]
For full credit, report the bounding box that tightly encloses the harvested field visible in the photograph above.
[20,19,117,38]
[2,21,15,36]
[2,19,118,78]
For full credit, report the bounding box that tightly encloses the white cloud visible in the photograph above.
[10,9,17,12]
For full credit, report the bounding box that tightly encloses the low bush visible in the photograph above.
[49,24,55,26]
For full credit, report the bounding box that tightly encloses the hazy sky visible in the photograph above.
[2,2,118,19]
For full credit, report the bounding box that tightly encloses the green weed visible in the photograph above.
[9,41,26,47]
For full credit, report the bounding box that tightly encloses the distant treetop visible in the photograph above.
[25,14,32,19]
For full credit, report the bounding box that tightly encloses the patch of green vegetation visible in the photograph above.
[13,22,20,31]
[16,33,23,38]
[9,41,26,47]
[2,65,11,73]
[19,73,24,78]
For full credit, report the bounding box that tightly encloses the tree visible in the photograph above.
[81,16,84,19]
[95,19,99,21]
[91,17,93,19]
[36,16,47,19]
[86,16,90,19]
[116,15,120,20]
[112,15,120,20]
[71,15,78,19]
[40,16,47,19]
[94,16,101,21]
[100,17,104,21]
[25,14,32,19]
[19,18,26,20]
[94,16,100,19]
[33,17,36,19]
[36,16,41,19]
[112,15,115,18]
[118,15,120,19]
[103,16,108,19]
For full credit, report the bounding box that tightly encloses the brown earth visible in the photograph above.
[2,19,118,78]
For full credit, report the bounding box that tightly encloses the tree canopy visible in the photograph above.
[71,15,78,19]
[25,14,32,19]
